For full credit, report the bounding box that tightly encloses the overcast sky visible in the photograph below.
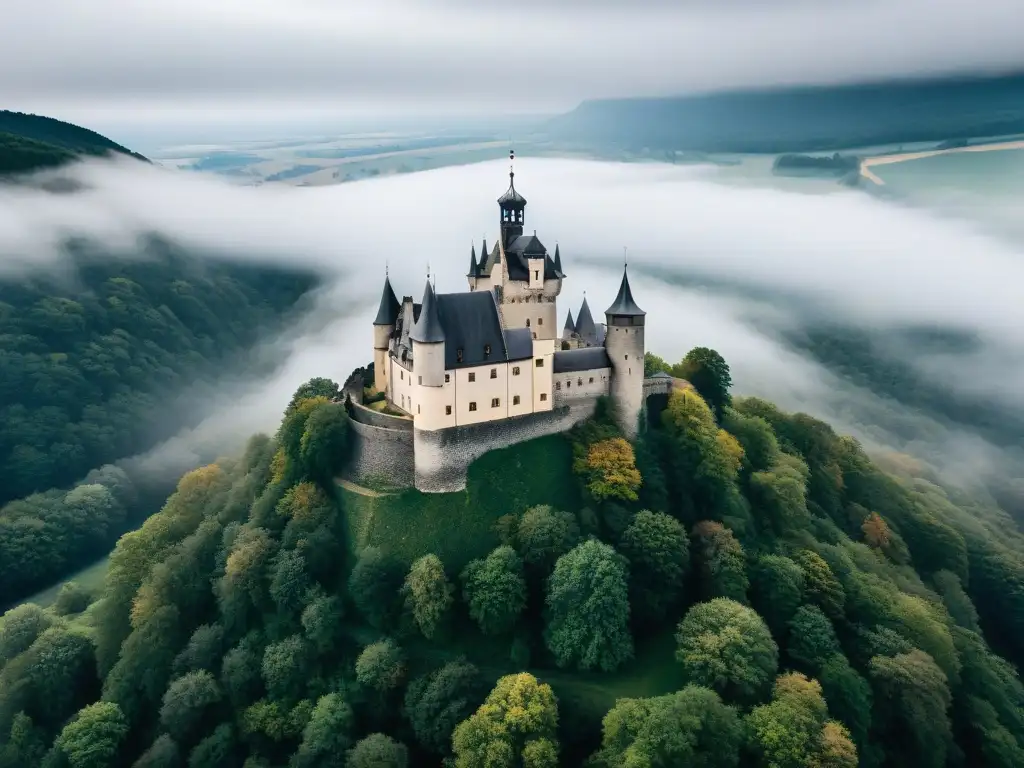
[4,0,1024,131]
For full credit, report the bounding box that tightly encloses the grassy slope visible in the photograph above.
[339,434,582,571]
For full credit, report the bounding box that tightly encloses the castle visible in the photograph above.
[346,159,672,493]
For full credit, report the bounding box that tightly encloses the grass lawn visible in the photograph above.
[17,556,111,610]
[338,435,582,571]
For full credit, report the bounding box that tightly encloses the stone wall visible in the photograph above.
[413,397,601,493]
[345,417,416,489]
[348,400,414,432]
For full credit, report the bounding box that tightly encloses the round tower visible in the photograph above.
[409,278,446,389]
[372,273,400,394]
[604,266,646,438]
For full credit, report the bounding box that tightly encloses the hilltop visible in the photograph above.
[1,347,1022,767]
[546,71,1024,153]
[0,110,147,175]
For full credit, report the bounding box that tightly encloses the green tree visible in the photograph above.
[160,670,223,743]
[347,734,408,768]
[618,510,690,623]
[404,660,485,756]
[403,554,454,640]
[220,635,264,708]
[348,546,405,631]
[644,352,671,377]
[513,505,581,576]
[691,521,748,602]
[53,582,93,616]
[187,723,237,768]
[300,593,344,654]
[793,550,845,622]
[595,684,743,767]
[0,712,47,768]
[675,598,778,704]
[451,673,559,768]
[261,635,310,703]
[131,735,181,768]
[749,554,805,637]
[868,650,952,768]
[289,692,353,768]
[787,605,840,673]
[461,546,527,636]
[545,539,634,672]
[819,654,873,751]
[0,603,52,662]
[749,454,811,536]
[721,408,779,474]
[287,378,340,413]
[355,639,406,693]
[54,702,128,768]
[298,402,349,482]
[173,624,225,676]
[675,347,732,419]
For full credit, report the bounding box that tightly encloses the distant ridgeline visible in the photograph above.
[547,71,1024,153]
[0,110,147,175]
[772,153,861,177]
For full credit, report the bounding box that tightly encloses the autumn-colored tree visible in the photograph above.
[574,437,642,502]
[451,673,559,768]
[861,512,891,549]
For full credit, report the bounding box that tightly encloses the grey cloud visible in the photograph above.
[4,0,1024,119]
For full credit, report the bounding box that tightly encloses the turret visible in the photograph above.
[553,244,564,278]
[372,273,400,393]
[575,296,599,347]
[604,266,646,437]
[467,243,479,290]
[562,308,576,341]
[498,150,526,246]
[410,279,446,388]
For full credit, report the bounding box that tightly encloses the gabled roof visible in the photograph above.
[605,266,645,317]
[553,347,611,373]
[373,275,400,326]
[575,297,598,341]
[410,280,445,343]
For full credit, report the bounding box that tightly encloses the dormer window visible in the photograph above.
[457,348,464,363]
[484,344,491,357]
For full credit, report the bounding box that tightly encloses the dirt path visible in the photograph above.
[338,478,393,497]
[859,139,1024,185]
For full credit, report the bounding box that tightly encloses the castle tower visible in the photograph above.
[409,278,446,389]
[498,151,526,247]
[604,266,646,437]
[372,273,400,393]
[562,308,576,342]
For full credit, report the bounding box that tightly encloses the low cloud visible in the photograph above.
[2,155,1021,486]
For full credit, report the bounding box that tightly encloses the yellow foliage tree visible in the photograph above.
[575,437,642,502]
[862,512,891,550]
[716,429,745,478]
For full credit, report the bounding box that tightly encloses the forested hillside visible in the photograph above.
[1,348,1022,767]
[0,239,317,607]
[0,111,146,176]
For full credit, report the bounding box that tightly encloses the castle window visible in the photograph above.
[578,378,583,386]
[418,376,422,385]
[491,398,500,408]
[534,270,539,280]
[625,354,629,360]
[589,377,594,384]
[445,374,450,383]
[468,372,476,382]
[540,393,547,402]
[418,405,421,414]
[484,344,491,356]
[538,317,543,326]
[535,359,543,368]
[400,370,404,380]
[513,366,520,376]
[490,368,497,379]
[555,382,561,390]
[532,333,537,340]
[566,380,571,388]
[457,348,464,363]
[446,405,452,415]
[513,395,521,405]
[526,319,531,327]
[469,402,477,412]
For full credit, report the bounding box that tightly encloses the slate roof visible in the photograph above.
[553,347,611,373]
[563,308,576,334]
[467,244,478,277]
[425,290,514,369]
[553,244,565,277]
[497,173,527,206]
[575,297,598,341]
[503,327,534,362]
[605,267,645,317]
[505,234,559,281]
[410,280,445,343]
[373,275,400,326]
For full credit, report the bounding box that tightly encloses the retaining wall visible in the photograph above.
[344,417,415,489]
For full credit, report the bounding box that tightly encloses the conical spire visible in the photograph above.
[373,274,400,326]
[467,243,478,277]
[605,265,645,317]
[563,308,576,335]
[553,244,564,277]
[410,279,445,343]
[575,296,598,341]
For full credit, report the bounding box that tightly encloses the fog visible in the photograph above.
[2,155,1022,484]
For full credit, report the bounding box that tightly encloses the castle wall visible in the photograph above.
[413,398,601,493]
[554,366,611,400]
[345,417,415,489]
